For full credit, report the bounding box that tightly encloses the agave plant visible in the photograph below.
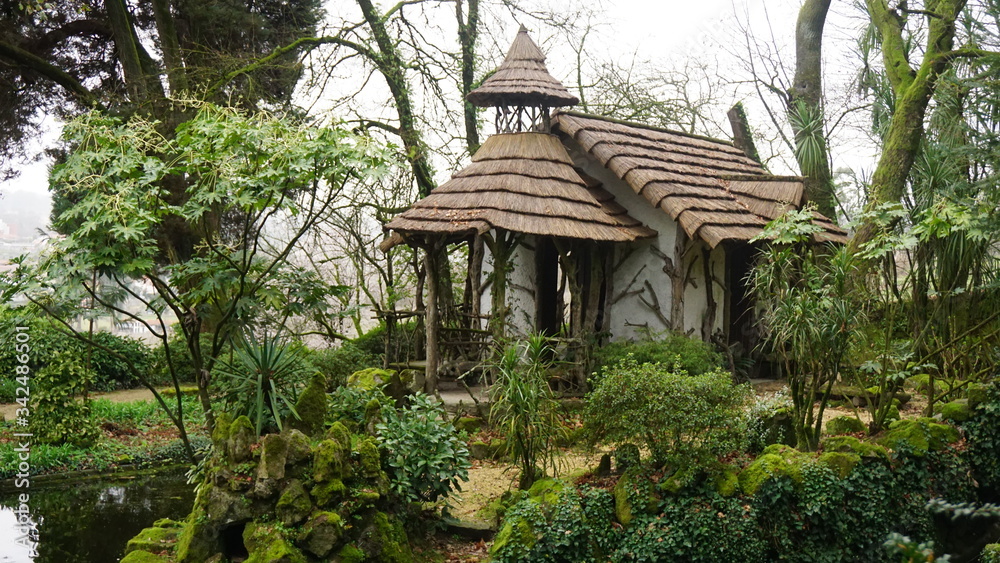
[214,331,311,435]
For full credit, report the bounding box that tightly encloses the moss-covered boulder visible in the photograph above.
[613,470,658,526]
[275,480,312,527]
[490,517,537,560]
[817,451,861,478]
[311,479,346,507]
[712,465,740,497]
[469,438,506,460]
[739,445,814,495]
[243,522,307,563]
[119,550,170,563]
[284,429,312,466]
[876,418,960,455]
[454,416,484,434]
[256,433,288,482]
[348,367,396,391]
[938,399,972,423]
[124,524,179,554]
[967,383,989,408]
[355,437,381,479]
[290,372,328,436]
[336,544,367,563]
[825,415,865,435]
[313,439,346,483]
[820,435,890,460]
[297,510,344,558]
[356,512,413,562]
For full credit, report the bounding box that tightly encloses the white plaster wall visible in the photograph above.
[480,233,537,337]
[562,136,727,341]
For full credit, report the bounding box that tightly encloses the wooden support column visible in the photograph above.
[424,237,445,394]
[701,246,718,341]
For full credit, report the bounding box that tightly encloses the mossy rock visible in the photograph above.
[820,435,890,460]
[276,480,313,527]
[825,415,865,435]
[257,433,288,481]
[967,383,989,408]
[313,439,346,483]
[244,522,308,563]
[527,478,564,505]
[469,438,506,460]
[454,417,484,434]
[311,479,347,507]
[982,543,1000,563]
[357,512,413,562]
[739,446,813,496]
[612,469,658,526]
[283,428,312,465]
[225,415,257,463]
[297,511,344,558]
[712,465,740,497]
[490,517,537,560]
[290,372,328,436]
[877,417,960,456]
[348,367,397,391]
[125,525,179,554]
[938,399,972,423]
[355,437,381,478]
[120,551,170,563]
[817,451,861,478]
[336,544,367,563]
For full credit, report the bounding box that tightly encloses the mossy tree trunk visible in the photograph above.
[850,0,970,253]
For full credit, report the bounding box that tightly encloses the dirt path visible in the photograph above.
[0,387,157,421]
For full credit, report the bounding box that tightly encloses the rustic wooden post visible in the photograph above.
[424,237,444,394]
[701,246,718,341]
[670,224,689,331]
[486,230,515,347]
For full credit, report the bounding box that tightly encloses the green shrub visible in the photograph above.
[490,335,565,488]
[963,381,1000,499]
[0,311,152,391]
[746,390,795,453]
[585,357,752,468]
[352,321,420,363]
[591,331,723,382]
[327,385,384,427]
[376,393,470,503]
[305,343,377,389]
[29,353,100,447]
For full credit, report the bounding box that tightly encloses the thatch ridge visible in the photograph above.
[467,26,578,108]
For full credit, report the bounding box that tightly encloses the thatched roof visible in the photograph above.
[382,132,656,248]
[553,111,848,247]
[466,25,579,108]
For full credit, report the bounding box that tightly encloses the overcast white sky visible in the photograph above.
[0,0,871,212]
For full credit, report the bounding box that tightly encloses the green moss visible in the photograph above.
[257,432,288,481]
[276,479,313,526]
[311,479,346,507]
[348,367,396,390]
[469,438,506,460]
[336,544,366,563]
[820,435,890,459]
[612,469,657,526]
[243,522,307,563]
[152,518,182,528]
[454,416,483,433]
[125,525,179,554]
[119,551,169,563]
[877,418,960,455]
[825,415,865,435]
[313,439,345,483]
[284,428,312,465]
[226,415,257,463]
[712,466,740,497]
[938,399,972,423]
[211,412,233,446]
[818,452,861,478]
[364,398,382,430]
[490,517,536,559]
[291,372,328,436]
[982,543,1000,563]
[527,478,564,505]
[298,511,344,558]
[161,385,199,398]
[967,383,989,408]
[364,512,413,562]
[739,446,815,496]
[355,437,381,478]
[325,421,352,449]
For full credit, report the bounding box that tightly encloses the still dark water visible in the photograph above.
[0,469,194,563]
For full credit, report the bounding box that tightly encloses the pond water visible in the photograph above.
[0,469,194,563]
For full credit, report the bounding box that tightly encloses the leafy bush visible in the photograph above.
[585,357,753,468]
[305,342,377,389]
[352,321,420,362]
[147,332,209,386]
[490,335,565,488]
[0,310,152,391]
[746,389,795,453]
[963,381,1000,500]
[29,353,100,447]
[591,331,723,383]
[326,385,384,427]
[376,393,470,503]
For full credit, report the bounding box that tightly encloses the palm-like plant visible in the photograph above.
[214,332,310,435]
